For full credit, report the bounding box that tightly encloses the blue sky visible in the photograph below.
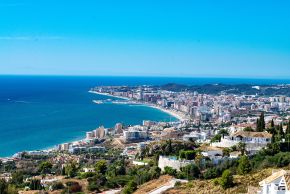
[0,0,290,78]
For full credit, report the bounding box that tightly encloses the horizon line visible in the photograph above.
[0,74,290,80]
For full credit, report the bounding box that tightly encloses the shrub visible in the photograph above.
[122,180,137,194]
[65,182,82,193]
[174,181,181,187]
[79,172,95,179]
[0,179,8,194]
[164,167,177,176]
[51,182,64,191]
[11,171,24,186]
[237,156,252,175]
[204,168,218,179]
[180,164,200,180]
[95,160,107,174]
[38,161,53,174]
[219,170,234,189]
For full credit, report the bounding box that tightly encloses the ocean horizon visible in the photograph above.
[1,75,290,157]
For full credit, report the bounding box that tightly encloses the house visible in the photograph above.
[211,131,272,153]
[200,146,223,165]
[160,128,184,140]
[183,131,208,142]
[0,173,12,182]
[158,155,194,172]
[258,170,290,194]
[83,167,95,173]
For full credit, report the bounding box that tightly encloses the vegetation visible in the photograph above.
[237,156,252,175]
[38,161,53,174]
[256,112,265,132]
[219,170,234,189]
[179,150,196,160]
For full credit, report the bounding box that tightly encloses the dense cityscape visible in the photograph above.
[1,84,290,194]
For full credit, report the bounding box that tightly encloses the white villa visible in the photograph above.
[183,131,208,143]
[258,170,290,194]
[158,155,194,172]
[211,131,272,153]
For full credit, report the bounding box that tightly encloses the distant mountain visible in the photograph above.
[159,83,290,96]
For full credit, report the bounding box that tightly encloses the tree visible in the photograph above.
[211,134,222,143]
[219,129,229,138]
[165,139,173,155]
[87,173,107,192]
[286,120,290,135]
[95,160,107,174]
[271,119,275,128]
[260,112,265,130]
[148,166,161,179]
[7,185,18,194]
[256,118,261,132]
[256,112,265,132]
[29,179,43,190]
[279,123,285,139]
[179,150,196,160]
[237,142,246,156]
[243,127,254,132]
[219,170,234,189]
[204,168,218,179]
[38,161,53,174]
[181,164,200,180]
[122,180,137,194]
[237,156,252,175]
[65,162,78,178]
[222,148,231,157]
[0,179,8,194]
[11,171,24,186]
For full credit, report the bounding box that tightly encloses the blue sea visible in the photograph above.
[1,76,290,157]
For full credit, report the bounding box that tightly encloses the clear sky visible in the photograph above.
[0,0,290,78]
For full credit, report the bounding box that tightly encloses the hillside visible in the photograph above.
[134,168,276,194]
[164,168,273,194]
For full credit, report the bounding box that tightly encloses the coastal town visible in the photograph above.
[1,84,290,194]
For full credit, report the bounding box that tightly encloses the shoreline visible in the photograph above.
[148,105,187,121]
[89,90,187,121]
[0,91,181,159]
[89,90,130,100]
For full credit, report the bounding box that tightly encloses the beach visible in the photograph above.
[148,105,188,121]
[89,90,187,121]
[0,77,176,157]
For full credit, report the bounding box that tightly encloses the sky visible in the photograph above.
[0,0,290,78]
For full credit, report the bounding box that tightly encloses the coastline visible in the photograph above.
[89,90,130,100]
[89,90,187,121]
[0,90,180,159]
[147,105,187,121]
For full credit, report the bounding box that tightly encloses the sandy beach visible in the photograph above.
[148,105,188,121]
[89,90,187,121]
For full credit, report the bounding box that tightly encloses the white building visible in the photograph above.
[123,130,148,142]
[183,131,208,142]
[201,147,223,165]
[211,131,272,153]
[158,155,194,172]
[258,170,290,194]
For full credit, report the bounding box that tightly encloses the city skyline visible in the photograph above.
[0,0,290,78]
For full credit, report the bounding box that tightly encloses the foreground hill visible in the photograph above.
[164,168,274,194]
[134,168,276,194]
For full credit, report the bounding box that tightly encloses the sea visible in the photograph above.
[1,75,290,157]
